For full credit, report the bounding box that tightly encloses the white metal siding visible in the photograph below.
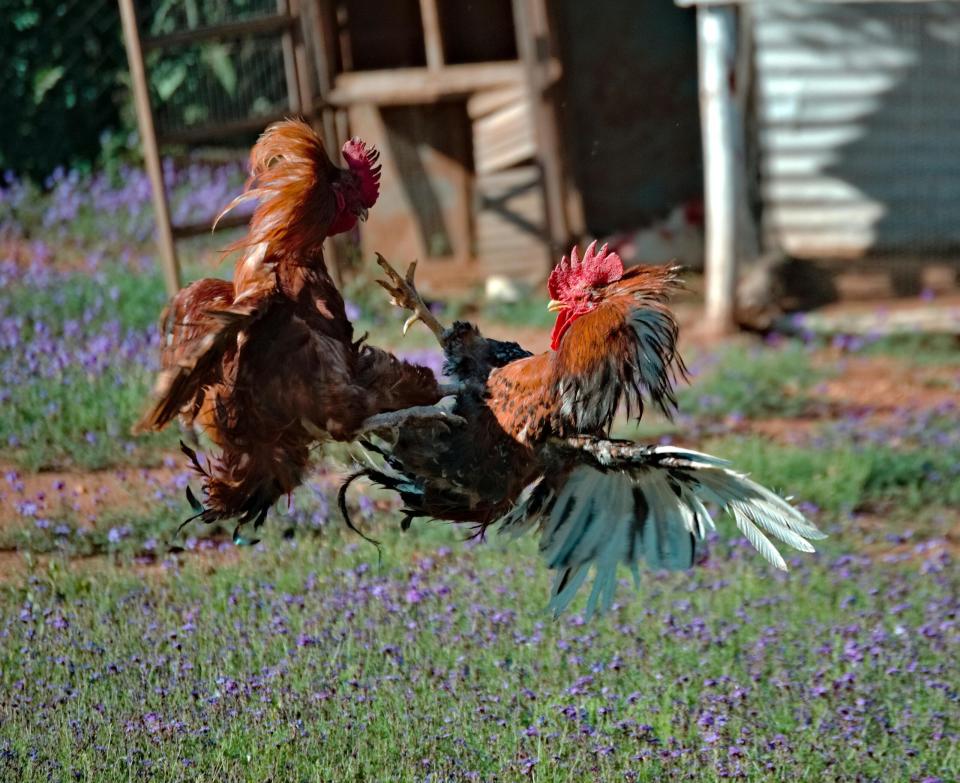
[752,1,960,258]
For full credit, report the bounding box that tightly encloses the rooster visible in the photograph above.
[348,245,825,615]
[136,120,449,536]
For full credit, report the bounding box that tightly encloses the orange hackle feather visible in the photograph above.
[489,255,685,442]
[216,120,340,287]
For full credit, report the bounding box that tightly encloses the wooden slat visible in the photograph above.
[158,112,291,145]
[475,166,550,279]
[419,0,445,70]
[142,14,296,51]
[512,0,568,257]
[467,84,525,119]
[754,1,960,258]
[327,61,525,105]
[472,100,535,174]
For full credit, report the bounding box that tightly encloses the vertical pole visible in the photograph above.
[419,0,444,71]
[118,0,180,296]
[698,4,739,334]
[304,0,344,285]
[277,0,301,113]
[304,0,338,147]
[512,0,568,261]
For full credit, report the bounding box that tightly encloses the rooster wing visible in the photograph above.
[134,277,261,433]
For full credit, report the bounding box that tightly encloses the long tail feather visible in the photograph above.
[499,443,826,616]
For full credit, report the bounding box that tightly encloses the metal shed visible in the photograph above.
[753,0,960,260]
[683,0,960,330]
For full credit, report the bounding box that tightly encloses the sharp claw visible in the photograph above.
[402,313,419,334]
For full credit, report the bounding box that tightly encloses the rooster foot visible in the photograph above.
[375,253,446,342]
[358,396,464,436]
[438,382,463,396]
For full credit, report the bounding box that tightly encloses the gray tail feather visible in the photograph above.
[498,445,826,617]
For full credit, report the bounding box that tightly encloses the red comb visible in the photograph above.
[547,241,624,301]
[341,137,381,208]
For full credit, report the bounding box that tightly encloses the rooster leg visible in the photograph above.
[553,436,731,469]
[358,397,464,436]
[375,253,446,343]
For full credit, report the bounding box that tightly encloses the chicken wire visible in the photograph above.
[139,0,281,31]
[137,0,294,140]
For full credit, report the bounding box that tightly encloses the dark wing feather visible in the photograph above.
[134,278,260,432]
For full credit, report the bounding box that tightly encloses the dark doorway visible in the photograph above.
[553,0,702,236]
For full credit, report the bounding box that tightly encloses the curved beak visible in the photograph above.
[547,299,565,312]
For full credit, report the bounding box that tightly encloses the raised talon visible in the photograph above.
[358,400,465,436]
[374,253,446,342]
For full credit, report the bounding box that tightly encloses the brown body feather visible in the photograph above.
[136,120,438,524]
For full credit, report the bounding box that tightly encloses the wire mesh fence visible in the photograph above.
[138,0,294,141]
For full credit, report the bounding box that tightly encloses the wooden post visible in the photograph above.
[698,4,739,334]
[277,0,302,113]
[512,0,568,260]
[118,0,180,296]
[418,0,444,71]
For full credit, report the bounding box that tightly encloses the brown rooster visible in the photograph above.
[136,119,448,535]
[348,244,825,615]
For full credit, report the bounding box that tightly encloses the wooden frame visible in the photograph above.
[118,0,179,294]
[312,0,570,276]
[120,0,572,292]
[117,0,320,295]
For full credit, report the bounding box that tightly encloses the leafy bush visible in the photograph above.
[0,0,126,179]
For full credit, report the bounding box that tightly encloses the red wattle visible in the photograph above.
[550,309,573,351]
[328,210,357,236]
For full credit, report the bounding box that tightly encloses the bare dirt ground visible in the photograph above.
[744,353,959,443]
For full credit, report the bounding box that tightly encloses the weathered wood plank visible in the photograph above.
[327,62,526,105]
[143,14,296,51]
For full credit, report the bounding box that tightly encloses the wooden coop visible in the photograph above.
[119,0,575,295]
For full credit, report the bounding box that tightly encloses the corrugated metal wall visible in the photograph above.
[753,1,960,259]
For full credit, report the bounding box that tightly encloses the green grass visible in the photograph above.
[710,437,960,517]
[0,520,956,782]
[1,363,182,472]
[846,333,960,367]
[677,342,826,420]
[0,262,222,470]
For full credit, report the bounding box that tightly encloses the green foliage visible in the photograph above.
[2,0,283,180]
[0,0,126,179]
